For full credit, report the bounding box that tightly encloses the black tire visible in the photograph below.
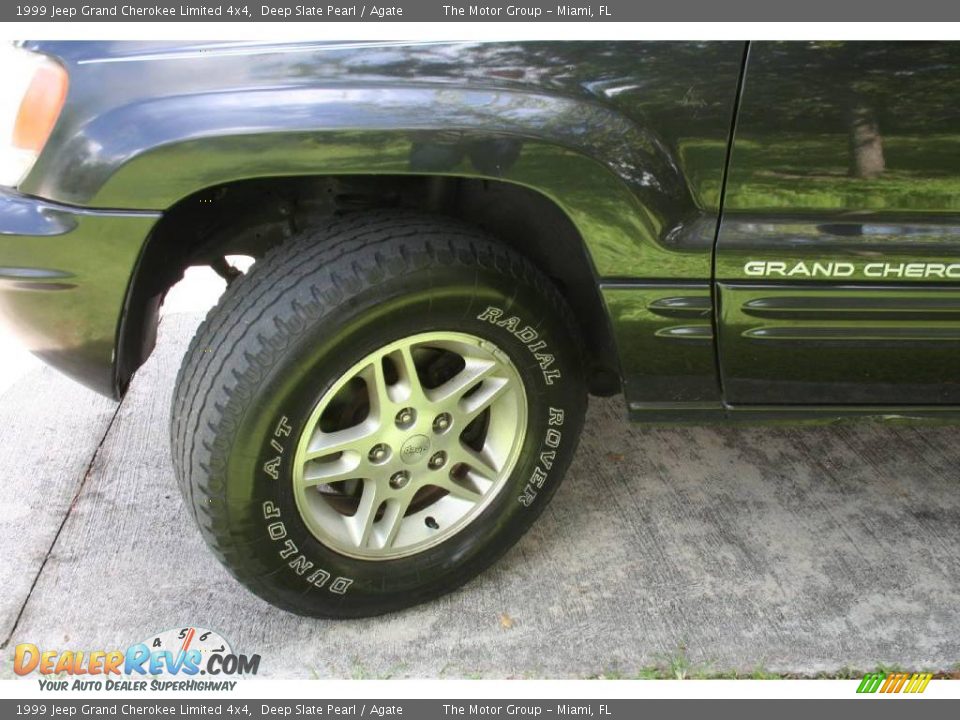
[170,212,587,617]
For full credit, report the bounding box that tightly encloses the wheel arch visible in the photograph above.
[115,173,624,398]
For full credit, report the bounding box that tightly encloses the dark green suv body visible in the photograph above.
[3,41,959,615]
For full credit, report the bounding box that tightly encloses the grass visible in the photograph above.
[303,657,960,680]
[682,133,960,212]
[590,664,960,680]
[585,647,960,680]
[332,650,960,681]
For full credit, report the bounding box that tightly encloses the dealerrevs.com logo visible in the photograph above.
[14,627,260,692]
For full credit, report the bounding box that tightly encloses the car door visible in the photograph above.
[715,41,960,405]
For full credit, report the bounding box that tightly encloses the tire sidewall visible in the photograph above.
[217,262,584,616]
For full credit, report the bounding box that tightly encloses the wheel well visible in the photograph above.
[116,175,622,397]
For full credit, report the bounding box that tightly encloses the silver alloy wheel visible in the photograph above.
[292,331,528,560]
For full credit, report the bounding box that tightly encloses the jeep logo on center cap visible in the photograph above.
[400,434,431,464]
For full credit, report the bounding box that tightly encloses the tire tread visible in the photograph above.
[170,211,583,614]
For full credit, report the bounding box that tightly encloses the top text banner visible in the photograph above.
[7,0,960,21]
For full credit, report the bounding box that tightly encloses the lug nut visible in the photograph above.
[428,451,447,470]
[433,413,452,434]
[395,407,416,428]
[368,443,390,464]
[389,470,410,490]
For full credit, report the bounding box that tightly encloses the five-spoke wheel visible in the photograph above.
[292,332,527,559]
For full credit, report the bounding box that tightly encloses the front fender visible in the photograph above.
[22,41,743,281]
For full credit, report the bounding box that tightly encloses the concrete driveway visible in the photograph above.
[1,277,959,679]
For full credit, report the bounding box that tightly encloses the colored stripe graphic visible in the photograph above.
[905,673,934,693]
[857,672,933,694]
[856,672,885,693]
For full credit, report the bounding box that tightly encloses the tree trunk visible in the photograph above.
[849,106,885,179]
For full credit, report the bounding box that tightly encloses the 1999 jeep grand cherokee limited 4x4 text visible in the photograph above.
[3,40,960,616]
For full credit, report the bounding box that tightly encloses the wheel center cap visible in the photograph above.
[399,434,431,465]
